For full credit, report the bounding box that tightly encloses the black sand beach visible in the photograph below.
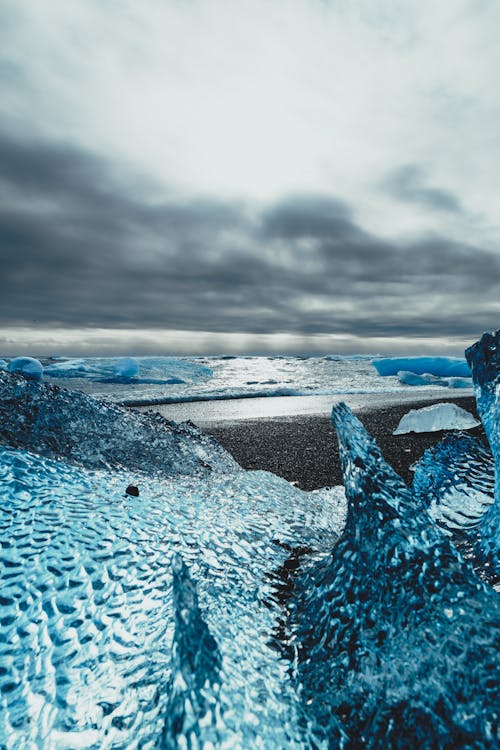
[136,394,485,491]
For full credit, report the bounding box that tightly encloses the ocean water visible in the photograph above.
[33,354,472,405]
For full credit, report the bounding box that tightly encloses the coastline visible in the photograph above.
[131,392,484,491]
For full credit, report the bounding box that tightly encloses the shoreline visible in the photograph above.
[130,392,484,492]
[131,388,474,427]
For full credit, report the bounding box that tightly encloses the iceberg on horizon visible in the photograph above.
[7,356,44,381]
[397,370,472,389]
[393,402,480,434]
[373,355,470,378]
[43,355,212,385]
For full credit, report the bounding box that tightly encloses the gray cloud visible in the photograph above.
[382,164,463,213]
[0,132,498,344]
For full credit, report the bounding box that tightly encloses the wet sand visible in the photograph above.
[134,393,484,491]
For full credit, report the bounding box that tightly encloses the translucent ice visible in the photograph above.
[397,370,472,389]
[0,370,236,477]
[287,403,500,747]
[373,355,470,377]
[393,402,480,434]
[413,432,494,532]
[0,444,346,748]
[465,329,500,580]
[7,356,43,381]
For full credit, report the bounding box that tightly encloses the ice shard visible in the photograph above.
[288,403,500,748]
[466,329,500,575]
[0,370,237,477]
[161,555,228,749]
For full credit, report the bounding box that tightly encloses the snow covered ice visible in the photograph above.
[393,402,480,434]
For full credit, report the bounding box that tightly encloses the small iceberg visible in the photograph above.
[393,402,480,434]
[373,355,470,378]
[397,370,472,389]
[7,356,43,381]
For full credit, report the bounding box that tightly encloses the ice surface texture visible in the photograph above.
[373,355,470,377]
[413,432,494,533]
[465,330,500,578]
[393,402,480,434]
[0,371,236,478]
[288,403,500,748]
[0,446,345,749]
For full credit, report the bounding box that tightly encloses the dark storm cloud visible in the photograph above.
[1,132,498,341]
[383,164,463,213]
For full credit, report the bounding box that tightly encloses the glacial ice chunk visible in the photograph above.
[413,432,494,532]
[0,444,343,748]
[161,555,230,749]
[373,355,470,377]
[7,356,43,381]
[287,403,500,747]
[0,370,236,477]
[397,370,472,389]
[465,329,500,580]
[393,402,480,434]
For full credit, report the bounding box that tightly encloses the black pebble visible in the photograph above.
[125,485,139,497]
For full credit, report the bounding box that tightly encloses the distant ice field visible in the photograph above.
[14,354,474,409]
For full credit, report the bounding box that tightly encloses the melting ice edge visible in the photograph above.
[0,331,499,749]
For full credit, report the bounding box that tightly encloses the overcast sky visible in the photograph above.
[1,0,499,355]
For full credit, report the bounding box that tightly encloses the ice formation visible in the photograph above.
[397,370,472,389]
[0,371,235,477]
[0,370,346,748]
[1,327,500,748]
[6,356,43,381]
[465,330,500,578]
[413,432,494,533]
[373,355,470,377]
[43,356,212,384]
[393,402,480,434]
[287,403,500,747]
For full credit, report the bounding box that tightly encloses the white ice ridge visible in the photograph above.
[393,403,480,435]
[373,356,470,378]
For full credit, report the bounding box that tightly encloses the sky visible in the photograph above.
[1,0,499,356]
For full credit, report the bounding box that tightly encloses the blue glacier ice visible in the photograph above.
[43,356,212,385]
[397,370,472,389]
[412,330,500,582]
[413,432,494,534]
[465,330,500,579]
[287,403,500,748]
[1,333,500,748]
[0,371,234,477]
[373,355,470,378]
[6,356,43,381]
[0,371,347,748]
